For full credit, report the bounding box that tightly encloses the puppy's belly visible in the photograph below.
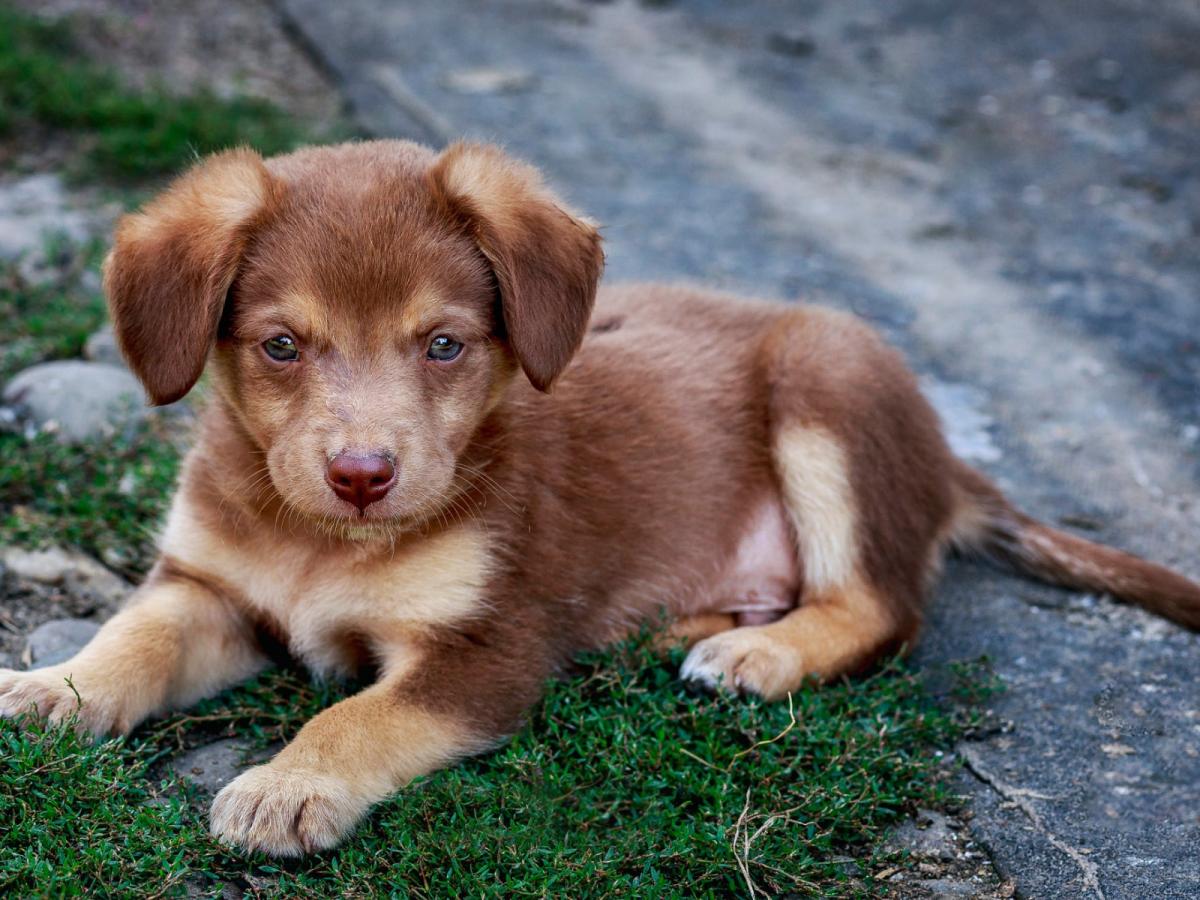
[702,497,800,626]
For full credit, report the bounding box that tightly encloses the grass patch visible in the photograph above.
[1,640,972,898]
[0,422,181,576]
[0,242,107,385]
[0,3,313,179]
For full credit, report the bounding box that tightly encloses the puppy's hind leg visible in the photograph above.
[682,424,910,698]
[652,613,738,654]
[682,309,956,699]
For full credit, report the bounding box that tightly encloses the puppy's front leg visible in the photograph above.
[211,636,537,857]
[0,571,268,737]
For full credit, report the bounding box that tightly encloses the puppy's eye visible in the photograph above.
[427,335,463,361]
[263,335,299,362]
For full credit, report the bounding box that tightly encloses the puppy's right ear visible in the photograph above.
[103,148,276,405]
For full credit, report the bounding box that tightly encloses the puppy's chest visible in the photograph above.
[161,511,492,675]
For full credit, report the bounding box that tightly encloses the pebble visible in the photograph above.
[1,545,131,607]
[84,326,125,368]
[918,877,982,897]
[23,618,100,669]
[170,739,269,794]
[2,360,146,442]
[921,378,1001,463]
[883,809,959,861]
[442,67,537,94]
[766,30,817,58]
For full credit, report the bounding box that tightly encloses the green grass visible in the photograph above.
[0,421,181,577]
[1,641,977,898]
[0,3,315,179]
[0,241,107,385]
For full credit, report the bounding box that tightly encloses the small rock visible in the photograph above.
[2,360,146,442]
[766,30,818,58]
[884,809,958,861]
[79,268,103,295]
[23,618,100,669]
[185,875,243,899]
[84,326,125,368]
[922,378,1001,463]
[1,545,131,607]
[919,878,981,897]
[170,739,266,794]
[442,67,537,94]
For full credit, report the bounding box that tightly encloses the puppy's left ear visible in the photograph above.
[429,142,604,391]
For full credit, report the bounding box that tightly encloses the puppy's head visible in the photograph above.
[103,140,603,528]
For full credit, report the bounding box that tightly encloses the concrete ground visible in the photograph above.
[272,1,1200,897]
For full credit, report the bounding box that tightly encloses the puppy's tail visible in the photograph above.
[949,463,1200,629]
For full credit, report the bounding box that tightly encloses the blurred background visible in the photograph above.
[0,1,1197,897]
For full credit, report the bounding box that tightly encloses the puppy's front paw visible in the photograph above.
[680,630,801,701]
[210,764,366,856]
[0,666,127,738]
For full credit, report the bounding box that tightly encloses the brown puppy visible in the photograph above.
[1,140,1197,857]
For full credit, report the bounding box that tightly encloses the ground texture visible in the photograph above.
[274,1,1200,896]
[1,1,1197,897]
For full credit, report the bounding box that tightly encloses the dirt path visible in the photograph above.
[276,1,1200,896]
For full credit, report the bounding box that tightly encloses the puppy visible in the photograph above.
[1,140,1197,857]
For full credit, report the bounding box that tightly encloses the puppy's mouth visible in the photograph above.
[302,508,416,543]
[265,457,461,538]
[306,483,460,537]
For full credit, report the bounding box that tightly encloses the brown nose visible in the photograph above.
[325,452,396,512]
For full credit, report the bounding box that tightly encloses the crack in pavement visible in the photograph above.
[961,745,1105,900]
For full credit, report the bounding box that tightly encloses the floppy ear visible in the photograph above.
[428,142,604,391]
[102,148,276,406]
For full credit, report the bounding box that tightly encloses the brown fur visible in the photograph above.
[2,139,1197,855]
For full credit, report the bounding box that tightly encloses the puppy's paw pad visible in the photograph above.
[210,765,363,857]
[680,631,799,701]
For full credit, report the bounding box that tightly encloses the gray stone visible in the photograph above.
[766,30,817,58]
[170,739,261,794]
[84,326,125,368]
[2,360,146,442]
[920,878,987,898]
[884,809,958,861]
[23,618,100,669]
[442,67,537,95]
[921,379,1002,464]
[1,546,131,607]
[0,546,73,585]
[0,174,91,265]
[79,268,103,295]
[185,875,243,899]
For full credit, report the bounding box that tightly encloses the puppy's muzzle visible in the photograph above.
[325,452,396,512]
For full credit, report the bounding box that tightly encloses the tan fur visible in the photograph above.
[159,500,493,677]
[774,425,859,592]
[0,577,266,735]
[657,612,738,651]
[681,425,898,695]
[2,139,1197,857]
[681,578,898,698]
[211,689,479,856]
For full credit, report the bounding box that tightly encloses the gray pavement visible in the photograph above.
[276,1,1200,896]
